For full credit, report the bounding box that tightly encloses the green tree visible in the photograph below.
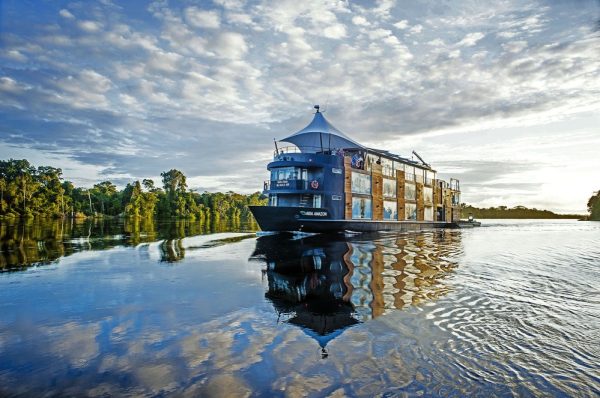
[587,191,600,221]
[161,169,187,217]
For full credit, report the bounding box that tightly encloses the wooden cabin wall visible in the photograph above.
[371,163,383,220]
[416,182,424,221]
[344,156,352,219]
[396,170,405,221]
[443,188,452,222]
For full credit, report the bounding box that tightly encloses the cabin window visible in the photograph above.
[424,206,434,221]
[404,165,415,181]
[383,179,396,198]
[415,168,424,183]
[383,201,397,220]
[425,170,435,185]
[351,172,371,195]
[405,203,417,220]
[452,193,461,206]
[269,194,278,206]
[423,187,433,205]
[366,154,379,171]
[381,158,394,177]
[405,182,416,201]
[352,197,372,219]
[271,167,307,181]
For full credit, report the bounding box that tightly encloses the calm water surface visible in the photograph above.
[0,219,599,397]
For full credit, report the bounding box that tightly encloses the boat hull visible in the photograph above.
[249,206,456,233]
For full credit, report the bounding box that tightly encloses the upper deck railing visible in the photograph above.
[274,146,346,158]
[263,179,323,191]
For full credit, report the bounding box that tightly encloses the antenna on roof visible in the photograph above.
[314,104,320,113]
[412,150,430,168]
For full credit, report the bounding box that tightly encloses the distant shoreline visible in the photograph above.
[461,205,584,220]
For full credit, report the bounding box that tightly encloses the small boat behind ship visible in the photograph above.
[249,106,465,233]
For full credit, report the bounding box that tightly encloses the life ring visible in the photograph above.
[310,180,319,189]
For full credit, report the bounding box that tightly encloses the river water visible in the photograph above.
[0,219,598,397]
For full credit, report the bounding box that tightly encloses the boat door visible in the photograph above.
[301,168,308,181]
[313,195,322,208]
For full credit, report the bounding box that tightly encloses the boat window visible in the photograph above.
[351,172,371,195]
[381,158,394,177]
[272,167,301,181]
[424,206,434,221]
[415,168,424,183]
[352,197,372,219]
[405,203,417,220]
[452,193,461,206]
[383,179,396,198]
[269,194,278,207]
[404,165,415,181]
[405,182,416,201]
[423,187,433,204]
[366,154,379,171]
[384,200,397,220]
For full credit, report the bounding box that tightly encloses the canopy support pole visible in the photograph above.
[319,133,323,153]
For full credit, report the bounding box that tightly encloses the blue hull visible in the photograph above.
[249,206,455,233]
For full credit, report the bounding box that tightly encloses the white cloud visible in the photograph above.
[59,9,75,19]
[352,16,369,26]
[78,20,103,33]
[393,19,409,29]
[210,32,248,59]
[185,7,221,29]
[409,24,423,34]
[457,32,485,47]
[0,77,26,93]
[323,24,347,39]
[502,40,528,53]
[5,50,27,62]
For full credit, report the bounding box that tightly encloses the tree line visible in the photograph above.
[0,159,267,221]
[587,190,600,221]
[461,204,583,219]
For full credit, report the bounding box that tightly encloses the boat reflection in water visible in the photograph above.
[250,230,461,355]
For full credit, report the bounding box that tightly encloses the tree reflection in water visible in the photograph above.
[0,218,258,270]
[250,230,461,352]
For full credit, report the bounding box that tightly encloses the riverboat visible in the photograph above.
[249,106,463,232]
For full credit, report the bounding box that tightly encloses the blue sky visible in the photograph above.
[1,0,598,213]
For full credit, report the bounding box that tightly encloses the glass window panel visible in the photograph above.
[424,206,434,221]
[352,197,372,219]
[351,172,371,194]
[405,203,417,220]
[424,187,433,204]
[405,182,416,200]
[381,158,394,176]
[272,167,299,180]
[383,179,396,198]
[383,200,397,220]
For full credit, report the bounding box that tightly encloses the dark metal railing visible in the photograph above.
[264,179,323,191]
[273,146,345,158]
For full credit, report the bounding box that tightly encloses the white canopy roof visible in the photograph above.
[279,108,364,153]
